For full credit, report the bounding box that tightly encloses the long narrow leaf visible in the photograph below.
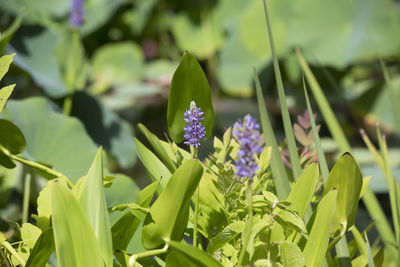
[134,138,171,191]
[262,0,301,180]
[287,163,319,218]
[296,47,351,153]
[253,68,290,199]
[297,47,396,261]
[79,148,113,267]
[303,85,329,181]
[50,181,104,267]
[304,189,337,267]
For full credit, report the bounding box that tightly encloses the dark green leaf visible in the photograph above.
[26,228,55,267]
[167,52,214,143]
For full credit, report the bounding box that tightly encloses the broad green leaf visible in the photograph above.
[323,153,363,235]
[26,228,55,267]
[197,172,227,239]
[167,240,223,267]
[0,119,26,155]
[112,180,159,252]
[9,29,68,97]
[167,52,214,143]
[254,69,290,199]
[0,85,15,113]
[304,189,337,267]
[79,148,112,267]
[50,181,103,267]
[71,92,137,169]
[171,14,224,59]
[142,159,203,249]
[287,163,319,218]
[2,97,98,181]
[279,242,305,267]
[134,138,171,190]
[92,42,144,93]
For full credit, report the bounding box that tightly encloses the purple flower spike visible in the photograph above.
[70,0,85,28]
[184,101,206,148]
[233,114,263,180]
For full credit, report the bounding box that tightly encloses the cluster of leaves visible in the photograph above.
[0,43,390,267]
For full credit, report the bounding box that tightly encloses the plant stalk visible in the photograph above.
[237,180,253,266]
[22,173,31,224]
[128,244,168,266]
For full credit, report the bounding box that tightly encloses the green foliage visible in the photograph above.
[50,181,104,267]
[141,159,203,249]
[167,52,214,143]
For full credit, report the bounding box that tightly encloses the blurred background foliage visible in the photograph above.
[1,0,400,241]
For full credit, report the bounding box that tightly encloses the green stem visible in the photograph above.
[193,187,200,247]
[190,145,200,247]
[22,173,31,224]
[128,244,168,266]
[238,180,253,266]
[1,241,25,266]
[63,94,73,116]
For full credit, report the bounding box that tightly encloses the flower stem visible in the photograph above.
[22,172,31,224]
[191,145,200,248]
[237,180,253,266]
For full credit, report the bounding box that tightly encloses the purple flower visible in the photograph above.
[184,101,206,148]
[233,114,263,180]
[70,0,85,28]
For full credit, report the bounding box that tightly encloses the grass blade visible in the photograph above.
[296,48,351,153]
[79,148,113,267]
[50,181,104,267]
[303,84,329,181]
[262,0,301,180]
[253,68,290,199]
[297,47,397,262]
[304,189,337,267]
[365,233,375,267]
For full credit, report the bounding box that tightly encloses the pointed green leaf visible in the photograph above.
[304,189,337,267]
[167,240,222,267]
[142,159,203,249]
[134,138,171,190]
[50,181,103,267]
[167,51,214,143]
[26,228,55,267]
[253,69,290,199]
[137,123,176,172]
[0,54,15,81]
[79,147,112,267]
[0,84,15,113]
[323,153,362,235]
[287,163,319,218]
